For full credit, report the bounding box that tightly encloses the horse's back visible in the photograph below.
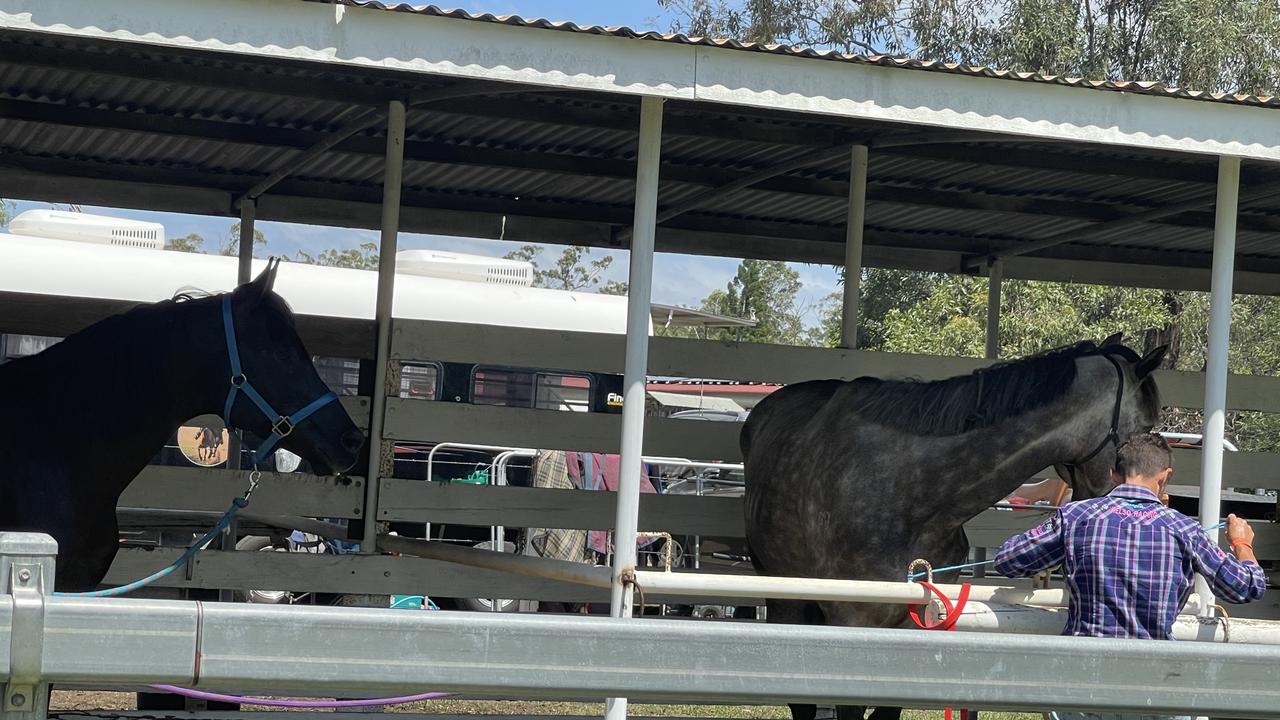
[741,379,845,457]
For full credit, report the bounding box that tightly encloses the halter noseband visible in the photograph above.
[221,294,338,467]
[1061,353,1126,488]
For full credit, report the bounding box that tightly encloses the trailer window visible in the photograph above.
[472,367,535,408]
[400,363,441,401]
[314,356,363,396]
[471,367,592,411]
[1,334,60,362]
[536,373,591,412]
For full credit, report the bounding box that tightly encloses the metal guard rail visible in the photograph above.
[4,532,1280,718]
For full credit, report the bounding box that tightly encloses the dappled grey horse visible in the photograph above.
[742,337,1166,720]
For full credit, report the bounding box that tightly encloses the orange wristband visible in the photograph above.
[1231,540,1253,552]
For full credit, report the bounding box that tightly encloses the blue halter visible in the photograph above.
[221,295,338,467]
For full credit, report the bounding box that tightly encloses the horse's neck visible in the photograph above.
[42,301,224,492]
[937,381,1112,524]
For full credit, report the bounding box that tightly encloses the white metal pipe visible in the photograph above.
[425,442,537,483]
[630,570,1208,612]
[839,144,869,349]
[490,449,535,612]
[1160,432,1239,453]
[360,99,406,553]
[1196,155,1240,614]
[606,94,663,720]
[927,600,1272,644]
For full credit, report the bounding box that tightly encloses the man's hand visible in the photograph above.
[1227,513,1255,546]
[1227,514,1258,563]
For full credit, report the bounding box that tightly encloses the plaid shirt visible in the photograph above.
[994,484,1267,639]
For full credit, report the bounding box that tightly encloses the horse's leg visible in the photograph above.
[766,599,820,720]
[822,602,911,720]
[54,518,120,592]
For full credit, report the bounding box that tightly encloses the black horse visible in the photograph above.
[0,261,364,591]
[742,336,1166,720]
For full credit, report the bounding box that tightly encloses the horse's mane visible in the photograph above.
[1,286,296,382]
[172,285,296,328]
[851,340,1143,436]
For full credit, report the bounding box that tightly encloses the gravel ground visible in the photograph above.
[50,692,1040,720]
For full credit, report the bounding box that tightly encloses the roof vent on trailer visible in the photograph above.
[8,209,164,250]
[395,249,534,287]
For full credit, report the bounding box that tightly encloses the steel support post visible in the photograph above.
[985,258,1003,361]
[839,145,869,349]
[605,95,664,720]
[221,199,258,602]
[971,257,1004,578]
[237,199,255,285]
[1195,155,1240,615]
[0,533,55,720]
[360,99,406,552]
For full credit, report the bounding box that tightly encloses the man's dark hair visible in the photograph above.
[1115,432,1172,478]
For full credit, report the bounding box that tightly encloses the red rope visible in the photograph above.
[907,580,971,631]
[909,580,973,719]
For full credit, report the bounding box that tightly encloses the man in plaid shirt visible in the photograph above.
[995,432,1266,719]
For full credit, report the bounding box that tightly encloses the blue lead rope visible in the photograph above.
[56,289,342,598]
[907,519,1229,581]
[55,495,249,598]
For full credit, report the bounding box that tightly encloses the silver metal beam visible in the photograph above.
[360,99,406,553]
[606,95,664,720]
[965,180,1280,271]
[7,595,1280,717]
[839,145,869,349]
[1196,155,1241,613]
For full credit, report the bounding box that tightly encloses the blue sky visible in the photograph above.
[9,0,842,325]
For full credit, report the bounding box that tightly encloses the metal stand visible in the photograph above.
[0,533,55,720]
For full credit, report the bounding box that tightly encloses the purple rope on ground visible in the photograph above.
[148,685,452,708]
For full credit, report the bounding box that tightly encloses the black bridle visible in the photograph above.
[1060,353,1126,490]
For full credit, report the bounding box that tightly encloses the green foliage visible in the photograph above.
[0,199,13,228]
[220,221,268,258]
[876,276,1176,358]
[295,242,379,270]
[165,233,206,254]
[503,244,621,292]
[660,0,1280,95]
[700,259,804,345]
[600,279,629,296]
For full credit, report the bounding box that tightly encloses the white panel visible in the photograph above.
[0,0,696,99]
[694,46,1280,160]
[5,1,1280,158]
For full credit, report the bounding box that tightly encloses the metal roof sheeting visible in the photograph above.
[2,7,1280,291]
[319,0,1280,110]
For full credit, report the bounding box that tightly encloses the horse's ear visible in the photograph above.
[240,257,280,307]
[1101,331,1123,347]
[1135,344,1168,378]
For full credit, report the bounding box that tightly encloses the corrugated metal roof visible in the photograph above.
[1,20,1280,289]
[319,0,1280,110]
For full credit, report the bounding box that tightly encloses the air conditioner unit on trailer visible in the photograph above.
[9,209,164,250]
[395,248,535,287]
